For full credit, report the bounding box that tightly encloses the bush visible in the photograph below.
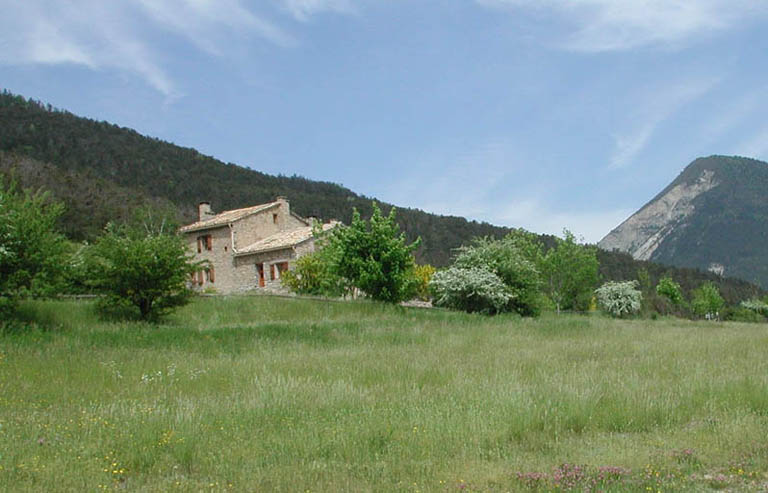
[409,264,435,301]
[452,236,542,316]
[86,222,201,321]
[740,298,768,318]
[656,277,683,306]
[724,306,766,323]
[325,203,419,303]
[540,230,600,313]
[0,181,67,319]
[595,281,642,318]
[691,282,725,320]
[430,267,512,315]
[281,249,349,297]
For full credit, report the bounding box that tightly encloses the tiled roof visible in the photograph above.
[236,222,339,256]
[179,202,279,233]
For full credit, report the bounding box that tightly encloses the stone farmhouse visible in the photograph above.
[179,197,338,294]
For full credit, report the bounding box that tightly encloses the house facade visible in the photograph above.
[179,197,337,294]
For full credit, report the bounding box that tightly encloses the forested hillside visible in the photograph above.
[0,91,763,301]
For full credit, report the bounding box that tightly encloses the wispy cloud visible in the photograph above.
[609,78,719,169]
[0,0,302,98]
[277,0,356,22]
[0,1,176,96]
[136,0,294,52]
[477,0,768,52]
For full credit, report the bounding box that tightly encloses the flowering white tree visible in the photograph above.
[595,281,642,318]
[429,266,512,315]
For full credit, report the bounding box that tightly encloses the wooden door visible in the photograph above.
[257,263,265,287]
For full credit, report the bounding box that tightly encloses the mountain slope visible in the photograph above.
[600,155,768,288]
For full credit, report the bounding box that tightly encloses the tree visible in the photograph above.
[691,282,725,320]
[540,230,600,313]
[86,221,201,320]
[595,281,642,318]
[452,235,542,316]
[430,266,512,315]
[0,181,67,318]
[656,277,683,306]
[326,203,420,303]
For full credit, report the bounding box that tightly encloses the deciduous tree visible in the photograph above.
[326,203,419,303]
[540,230,599,313]
[0,181,67,318]
[86,221,201,321]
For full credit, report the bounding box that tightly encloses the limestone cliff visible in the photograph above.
[599,155,768,289]
[599,169,718,260]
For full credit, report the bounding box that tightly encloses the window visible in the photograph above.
[271,262,289,280]
[273,213,278,224]
[197,235,213,252]
[205,267,215,283]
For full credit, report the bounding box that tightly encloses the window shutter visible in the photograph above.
[210,267,215,283]
[197,237,202,253]
[206,235,212,250]
[198,271,204,286]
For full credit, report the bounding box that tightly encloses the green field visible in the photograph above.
[2,297,768,491]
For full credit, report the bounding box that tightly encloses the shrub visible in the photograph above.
[0,181,67,319]
[86,222,201,321]
[409,264,436,301]
[740,298,768,317]
[281,249,349,297]
[540,230,600,313]
[656,277,683,305]
[325,203,419,303]
[725,306,765,323]
[430,267,512,315]
[691,282,724,320]
[595,281,642,318]
[453,236,542,316]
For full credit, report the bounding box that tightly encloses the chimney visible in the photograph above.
[275,196,289,216]
[198,202,214,221]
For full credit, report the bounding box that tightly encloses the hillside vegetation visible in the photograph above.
[0,91,763,301]
[3,297,768,491]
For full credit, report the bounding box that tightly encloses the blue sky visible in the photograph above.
[2,0,768,242]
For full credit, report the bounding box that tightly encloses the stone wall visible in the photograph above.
[183,199,319,294]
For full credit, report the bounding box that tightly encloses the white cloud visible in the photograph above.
[136,0,293,52]
[278,0,355,21]
[477,0,768,52]
[0,0,296,98]
[0,1,177,96]
[608,78,719,169]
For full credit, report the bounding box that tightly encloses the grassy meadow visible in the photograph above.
[2,296,768,491]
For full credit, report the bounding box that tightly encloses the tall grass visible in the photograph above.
[1,297,768,491]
